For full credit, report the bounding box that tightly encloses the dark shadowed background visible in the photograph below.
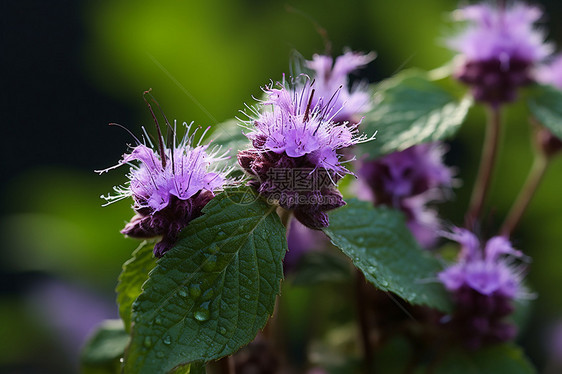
[2,0,562,372]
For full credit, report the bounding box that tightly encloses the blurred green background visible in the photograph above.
[2,0,562,372]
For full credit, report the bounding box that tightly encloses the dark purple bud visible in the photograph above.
[536,126,562,158]
[121,214,158,238]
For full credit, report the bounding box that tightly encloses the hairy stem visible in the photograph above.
[466,106,503,228]
[356,269,374,373]
[501,154,549,237]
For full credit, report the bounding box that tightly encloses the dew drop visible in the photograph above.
[189,283,202,298]
[155,317,162,325]
[217,230,226,238]
[244,294,250,300]
[163,335,172,345]
[194,302,210,322]
[119,358,124,363]
[143,337,152,348]
[202,255,217,272]
[178,288,188,298]
[357,237,365,244]
[156,352,165,358]
[220,327,227,335]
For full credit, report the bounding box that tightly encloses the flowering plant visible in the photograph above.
[83,1,562,373]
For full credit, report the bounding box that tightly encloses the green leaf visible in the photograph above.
[125,187,287,373]
[116,241,157,333]
[527,84,562,140]
[81,319,130,374]
[322,199,451,312]
[433,344,536,374]
[170,362,206,374]
[290,250,352,286]
[212,118,250,166]
[359,70,472,159]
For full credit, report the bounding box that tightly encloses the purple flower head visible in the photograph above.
[536,54,562,89]
[357,143,454,247]
[27,279,117,369]
[306,51,375,123]
[238,78,372,229]
[98,122,231,257]
[449,2,552,105]
[438,228,528,348]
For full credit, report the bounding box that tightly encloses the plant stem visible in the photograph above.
[465,106,503,229]
[277,207,293,231]
[219,356,235,374]
[209,356,235,374]
[355,269,374,373]
[500,154,549,237]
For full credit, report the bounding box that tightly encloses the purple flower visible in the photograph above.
[238,79,372,229]
[438,228,528,348]
[26,279,117,369]
[357,143,454,247]
[306,51,375,123]
[449,2,552,105]
[98,123,231,257]
[536,54,562,89]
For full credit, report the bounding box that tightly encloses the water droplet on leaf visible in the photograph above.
[163,335,171,345]
[194,302,210,322]
[220,327,227,335]
[156,352,165,358]
[178,288,187,298]
[144,337,152,348]
[155,317,162,325]
[208,244,219,254]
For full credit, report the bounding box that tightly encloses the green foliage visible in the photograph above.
[433,344,536,374]
[322,199,452,312]
[211,118,250,168]
[125,187,287,373]
[81,319,129,374]
[169,363,206,374]
[359,70,472,159]
[116,241,157,333]
[290,250,352,286]
[527,84,562,140]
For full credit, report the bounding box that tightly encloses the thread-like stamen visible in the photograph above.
[303,88,315,123]
[147,92,177,173]
[143,89,167,169]
[108,123,142,145]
